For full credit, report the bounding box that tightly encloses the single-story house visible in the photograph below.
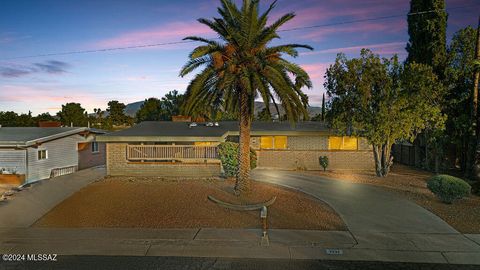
[0,127,106,185]
[97,121,373,177]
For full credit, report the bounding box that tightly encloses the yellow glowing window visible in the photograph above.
[274,136,287,149]
[194,142,214,146]
[260,136,274,149]
[261,136,287,149]
[329,136,358,150]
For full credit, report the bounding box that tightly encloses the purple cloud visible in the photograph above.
[0,60,71,78]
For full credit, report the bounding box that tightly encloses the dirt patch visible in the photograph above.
[33,177,346,230]
[304,165,480,233]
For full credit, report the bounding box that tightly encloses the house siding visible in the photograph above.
[0,149,26,174]
[26,134,81,182]
[78,142,106,170]
[106,143,221,177]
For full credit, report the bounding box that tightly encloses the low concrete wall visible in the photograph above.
[257,150,374,170]
[106,143,221,177]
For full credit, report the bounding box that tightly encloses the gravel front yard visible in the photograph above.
[34,177,346,230]
[304,165,480,233]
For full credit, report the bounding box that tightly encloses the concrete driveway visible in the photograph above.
[0,166,106,228]
[251,169,457,234]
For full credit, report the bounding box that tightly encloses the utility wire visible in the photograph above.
[1,4,478,61]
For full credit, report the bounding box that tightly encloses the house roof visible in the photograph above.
[0,127,106,147]
[97,121,331,142]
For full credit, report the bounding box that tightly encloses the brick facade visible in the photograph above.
[256,150,374,170]
[255,136,374,170]
[106,143,221,177]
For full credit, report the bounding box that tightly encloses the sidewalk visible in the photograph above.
[0,166,106,228]
[0,228,479,265]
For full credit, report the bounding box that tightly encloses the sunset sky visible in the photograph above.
[0,0,478,115]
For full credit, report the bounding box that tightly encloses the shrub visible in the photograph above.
[218,142,257,177]
[427,175,471,204]
[319,156,329,171]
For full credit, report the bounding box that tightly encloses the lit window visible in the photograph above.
[260,136,274,149]
[328,136,358,150]
[91,142,99,153]
[194,142,214,146]
[261,136,287,149]
[273,136,287,149]
[38,149,48,160]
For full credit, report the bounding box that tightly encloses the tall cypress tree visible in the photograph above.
[321,93,326,122]
[406,0,447,79]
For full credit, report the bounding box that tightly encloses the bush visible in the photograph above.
[218,142,257,177]
[427,175,471,204]
[319,156,329,171]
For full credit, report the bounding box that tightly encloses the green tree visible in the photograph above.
[106,100,129,125]
[34,112,56,123]
[325,49,444,177]
[0,111,19,126]
[180,0,312,194]
[160,90,184,120]
[311,113,322,121]
[135,98,163,123]
[256,107,271,121]
[16,111,35,127]
[406,0,447,78]
[57,103,87,127]
[445,26,477,173]
[406,0,448,171]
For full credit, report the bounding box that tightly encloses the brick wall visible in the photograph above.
[288,136,328,150]
[106,143,221,177]
[78,142,106,170]
[257,150,374,170]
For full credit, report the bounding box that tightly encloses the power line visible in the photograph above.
[1,4,478,61]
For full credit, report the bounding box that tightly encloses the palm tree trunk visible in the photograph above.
[235,90,252,195]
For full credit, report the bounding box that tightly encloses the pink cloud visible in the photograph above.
[302,41,406,56]
[300,63,332,93]
[297,19,405,42]
[0,85,104,114]
[94,22,213,49]
[301,63,331,80]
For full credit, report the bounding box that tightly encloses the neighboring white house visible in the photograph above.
[0,127,105,185]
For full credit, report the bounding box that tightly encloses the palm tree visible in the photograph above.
[180,0,313,195]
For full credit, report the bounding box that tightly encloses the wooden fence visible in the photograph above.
[127,145,218,161]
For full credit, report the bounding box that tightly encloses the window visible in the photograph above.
[194,142,214,146]
[260,136,287,149]
[37,149,48,160]
[328,136,358,150]
[91,142,99,153]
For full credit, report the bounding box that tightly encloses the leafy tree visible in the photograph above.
[444,26,477,172]
[256,107,271,121]
[160,90,184,120]
[325,49,444,177]
[406,0,447,79]
[57,103,87,127]
[16,111,35,127]
[0,111,19,126]
[311,113,322,121]
[406,0,448,171]
[135,98,163,123]
[180,0,312,194]
[34,112,56,123]
[106,100,130,125]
